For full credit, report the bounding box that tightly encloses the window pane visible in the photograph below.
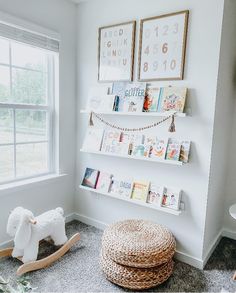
[16,142,48,177]
[12,68,47,104]
[0,66,10,103]
[11,42,47,71]
[0,38,10,64]
[0,109,14,144]
[16,110,47,142]
[0,145,14,182]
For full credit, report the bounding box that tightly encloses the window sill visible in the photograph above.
[0,173,67,196]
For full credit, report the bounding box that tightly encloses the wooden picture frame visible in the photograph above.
[138,10,189,81]
[98,21,136,82]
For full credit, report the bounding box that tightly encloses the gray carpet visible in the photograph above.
[0,220,236,292]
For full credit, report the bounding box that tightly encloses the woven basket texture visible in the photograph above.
[100,251,174,290]
[102,219,176,268]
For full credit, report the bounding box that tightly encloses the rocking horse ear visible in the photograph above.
[14,214,32,249]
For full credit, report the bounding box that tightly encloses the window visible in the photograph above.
[0,25,59,184]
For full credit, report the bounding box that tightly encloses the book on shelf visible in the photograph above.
[165,138,181,161]
[123,82,146,112]
[131,181,150,202]
[162,187,181,210]
[81,168,100,189]
[86,86,110,111]
[149,138,168,160]
[158,87,187,113]
[132,144,150,157]
[110,178,133,198]
[147,183,164,206]
[112,82,128,112]
[96,172,113,193]
[180,141,191,163]
[143,86,161,112]
[101,130,121,152]
[82,127,104,151]
[105,141,130,155]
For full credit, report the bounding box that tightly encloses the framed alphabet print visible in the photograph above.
[98,21,136,82]
[138,10,189,81]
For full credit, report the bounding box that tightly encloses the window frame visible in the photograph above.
[0,38,57,184]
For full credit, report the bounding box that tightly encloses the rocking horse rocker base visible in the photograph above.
[0,233,80,276]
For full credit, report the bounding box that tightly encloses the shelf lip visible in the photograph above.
[80,149,184,166]
[80,109,186,117]
[79,185,181,216]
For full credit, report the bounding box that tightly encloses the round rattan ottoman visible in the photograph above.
[100,219,176,290]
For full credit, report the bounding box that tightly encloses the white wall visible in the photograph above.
[76,0,225,266]
[0,0,77,244]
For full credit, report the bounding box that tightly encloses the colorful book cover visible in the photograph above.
[112,82,128,112]
[143,86,161,112]
[158,87,187,113]
[101,130,121,152]
[123,82,146,113]
[131,181,150,202]
[132,144,150,157]
[150,138,168,160]
[82,127,104,151]
[165,138,181,161]
[110,178,133,198]
[96,172,113,193]
[147,183,164,206]
[120,133,145,155]
[180,141,191,163]
[86,86,110,111]
[162,188,181,210]
[81,168,100,189]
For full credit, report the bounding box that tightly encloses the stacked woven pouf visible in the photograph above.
[100,219,176,290]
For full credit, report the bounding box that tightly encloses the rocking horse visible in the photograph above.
[0,207,80,276]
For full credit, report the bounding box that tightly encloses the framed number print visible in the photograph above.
[98,21,136,82]
[138,10,189,81]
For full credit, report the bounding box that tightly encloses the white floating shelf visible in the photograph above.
[79,185,181,216]
[80,109,186,117]
[80,149,184,166]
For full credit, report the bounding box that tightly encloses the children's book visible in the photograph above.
[143,86,161,112]
[81,168,100,189]
[120,133,145,155]
[96,172,113,193]
[131,181,150,202]
[101,130,121,152]
[147,183,164,206]
[180,141,191,163]
[112,82,128,112]
[123,83,146,112]
[86,86,110,111]
[132,144,150,157]
[82,127,104,151]
[107,141,130,155]
[165,138,181,161]
[99,95,116,112]
[158,87,187,113]
[150,138,168,160]
[110,178,133,198]
[162,188,181,210]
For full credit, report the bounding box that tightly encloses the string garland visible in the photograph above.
[89,111,177,132]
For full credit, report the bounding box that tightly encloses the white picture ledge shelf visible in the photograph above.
[80,110,186,118]
[79,185,182,216]
[80,149,184,166]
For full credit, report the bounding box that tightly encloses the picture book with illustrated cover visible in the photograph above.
[86,86,110,111]
[162,188,181,210]
[165,138,181,161]
[132,144,150,157]
[112,82,128,112]
[101,130,121,152]
[131,181,150,202]
[150,138,168,160]
[123,82,146,112]
[143,86,161,112]
[82,127,104,151]
[81,168,100,189]
[110,178,133,198]
[147,183,164,206]
[158,87,187,113]
[96,172,113,193]
[180,141,191,163]
[106,141,130,155]
[144,135,156,146]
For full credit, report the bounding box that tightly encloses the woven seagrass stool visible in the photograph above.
[100,219,176,290]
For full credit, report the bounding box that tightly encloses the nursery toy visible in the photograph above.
[0,207,80,276]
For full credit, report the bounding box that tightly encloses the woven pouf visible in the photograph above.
[102,219,176,268]
[100,251,174,290]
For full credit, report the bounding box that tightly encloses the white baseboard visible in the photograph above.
[73,212,107,230]
[175,250,203,269]
[222,228,236,240]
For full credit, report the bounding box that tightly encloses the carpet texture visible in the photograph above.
[0,220,235,292]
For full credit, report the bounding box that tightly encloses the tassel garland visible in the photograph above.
[168,115,176,133]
